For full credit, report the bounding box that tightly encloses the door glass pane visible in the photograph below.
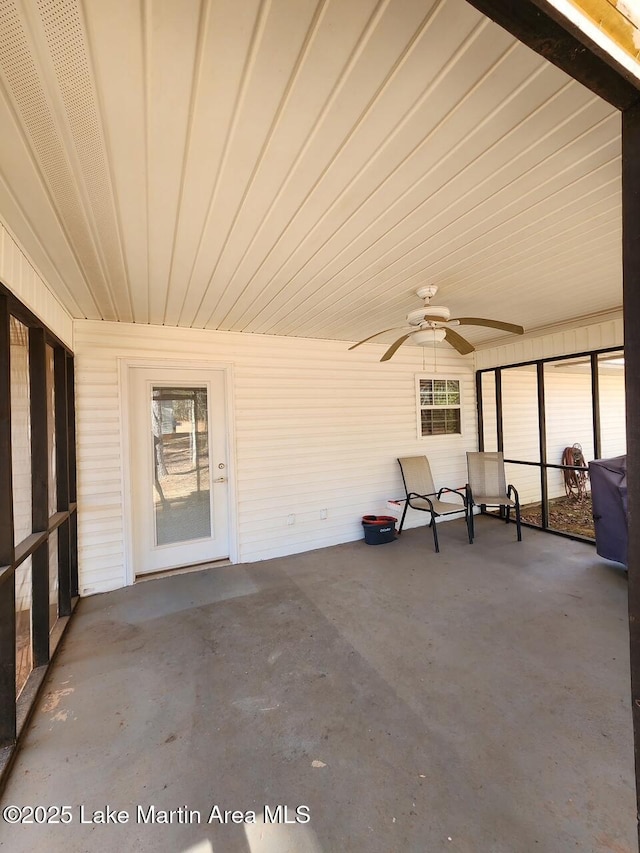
[152,386,211,546]
[10,317,31,544]
[598,351,625,459]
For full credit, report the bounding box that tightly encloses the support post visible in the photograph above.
[29,328,49,666]
[476,371,485,452]
[0,297,15,746]
[54,348,70,617]
[537,362,549,530]
[622,100,640,849]
[591,352,602,461]
[495,369,503,452]
[65,356,78,597]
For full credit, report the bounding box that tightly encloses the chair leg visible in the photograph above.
[398,500,409,534]
[468,505,474,542]
[466,507,473,544]
[515,500,522,542]
[431,513,440,553]
[505,505,510,525]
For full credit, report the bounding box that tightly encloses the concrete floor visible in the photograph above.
[0,517,634,853]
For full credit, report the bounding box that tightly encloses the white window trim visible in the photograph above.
[415,374,464,439]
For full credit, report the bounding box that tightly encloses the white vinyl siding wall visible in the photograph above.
[74,321,476,596]
[475,316,623,370]
[0,219,73,347]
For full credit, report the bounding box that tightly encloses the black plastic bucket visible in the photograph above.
[362,515,397,545]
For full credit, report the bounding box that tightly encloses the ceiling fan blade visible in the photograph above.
[444,328,475,355]
[348,327,405,350]
[450,317,524,335]
[381,332,414,362]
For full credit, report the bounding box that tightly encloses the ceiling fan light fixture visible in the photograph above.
[412,328,446,345]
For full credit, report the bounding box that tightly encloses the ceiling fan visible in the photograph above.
[348,286,524,361]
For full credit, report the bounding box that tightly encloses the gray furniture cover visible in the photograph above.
[588,455,627,566]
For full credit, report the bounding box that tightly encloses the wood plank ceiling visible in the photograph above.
[0,0,622,348]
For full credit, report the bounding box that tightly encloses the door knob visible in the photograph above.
[213,477,227,483]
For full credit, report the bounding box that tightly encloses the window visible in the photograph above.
[417,377,462,436]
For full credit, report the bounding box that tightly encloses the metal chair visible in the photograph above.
[466,451,521,543]
[397,456,469,553]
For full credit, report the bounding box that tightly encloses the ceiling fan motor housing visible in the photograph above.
[407,305,451,326]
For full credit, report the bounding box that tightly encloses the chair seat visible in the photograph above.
[408,496,466,515]
[471,494,516,507]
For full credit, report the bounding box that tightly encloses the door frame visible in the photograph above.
[119,357,238,586]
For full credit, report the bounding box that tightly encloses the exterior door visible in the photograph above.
[129,367,229,575]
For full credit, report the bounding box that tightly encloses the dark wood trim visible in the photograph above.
[591,352,602,460]
[0,597,78,798]
[495,369,504,452]
[48,511,70,532]
[0,297,14,567]
[0,282,72,355]
[536,362,549,529]
[54,348,69,512]
[69,512,78,600]
[29,327,49,668]
[465,0,640,110]
[53,349,71,617]
[476,344,623,373]
[503,459,589,470]
[66,356,77,505]
[14,532,47,568]
[476,371,484,451]
[622,100,640,849]
[29,328,48,532]
[0,285,77,765]
[0,570,15,747]
[0,297,15,746]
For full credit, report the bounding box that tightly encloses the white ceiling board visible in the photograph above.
[0,0,123,319]
[176,0,328,327]
[30,0,133,321]
[0,74,96,316]
[0,0,623,352]
[253,80,616,337]
[270,115,620,340]
[164,0,267,325]
[145,0,204,325]
[199,0,492,330]
[81,0,149,323]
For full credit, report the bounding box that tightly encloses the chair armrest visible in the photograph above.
[507,484,519,503]
[406,491,436,511]
[437,486,467,505]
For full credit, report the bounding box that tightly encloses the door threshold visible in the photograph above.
[135,558,232,583]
